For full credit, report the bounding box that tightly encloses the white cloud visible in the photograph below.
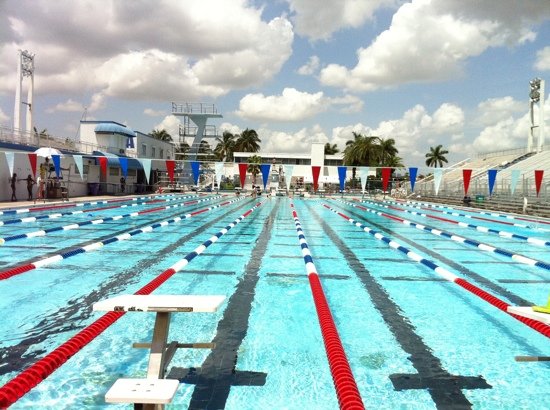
[219,122,242,135]
[286,0,394,40]
[319,0,549,90]
[144,108,167,117]
[46,98,84,113]
[260,125,329,154]
[0,107,10,124]
[297,56,320,75]
[535,46,550,71]
[154,115,181,140]
[475,96,525,126]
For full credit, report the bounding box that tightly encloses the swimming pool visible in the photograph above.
[0,194,548,409]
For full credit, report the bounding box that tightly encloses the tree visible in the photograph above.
[378,138,398,166]
[197,140,213,162]
[151,129,173,142]
[235,128,261,152]
[324,143,339,155]
[214,131,236,162]
[425,145,449,168]
[343,132,380,187]
[175,141,190,160]
[247,155,262,185]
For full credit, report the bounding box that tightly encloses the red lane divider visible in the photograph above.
[420,207,517,226]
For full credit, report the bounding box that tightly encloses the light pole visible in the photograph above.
[528,78,545,153]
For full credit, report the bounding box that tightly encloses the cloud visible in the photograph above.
[144,108,167,117]
[46,98,84,113]
[475,96,525,126]
[0,1,293,100]
[154,115,181,140]
[259,125,329,154]
[285,0,394,40]
[297,55,320,75]
[0,107,9,123]
[319,0,549,90]
[535,46,550,71]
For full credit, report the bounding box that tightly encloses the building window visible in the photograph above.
[152,147,156,158]
[109,167,119,176]
[128,169,137,177]
[141,144,147,156]
[160,149,164,159]
[83,164,89,176]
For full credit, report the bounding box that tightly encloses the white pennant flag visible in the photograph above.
[5,152,15,177]
[215,162,224,187]
[433,168,443,196]
[359,167,370,193]
[284,165,294,191]
[137,158,152,183]
[73,155,84,179]
[510,169,521,195]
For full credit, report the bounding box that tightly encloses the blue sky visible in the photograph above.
[0,0,549,166]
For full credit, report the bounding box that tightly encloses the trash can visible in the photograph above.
[475,194,485,203]
[88,183,100,195]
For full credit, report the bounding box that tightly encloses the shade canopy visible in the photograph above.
[94,123,136,138]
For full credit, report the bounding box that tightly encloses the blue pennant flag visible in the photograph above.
[487,169,497,195]
[338,166,347,191]
[191,161,200,185]
[260,164,271,190]
[51,155,61,178]
[409,167,418,192]
[119,157,128,178]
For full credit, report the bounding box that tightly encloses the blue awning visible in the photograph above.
[92,151,141,169]
[94,122,136,138]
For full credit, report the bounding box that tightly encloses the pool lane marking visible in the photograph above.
[0,193,186,216]
[0,197,245,280]
[0,200,264,408]
[0,195,223,245]
[361,199,550,248]
[0,194,200,226]
[322,203,550,339]
[304,201,490,407]
[289,201,365,409]
[338,199,550,274]
[399,198,550,226]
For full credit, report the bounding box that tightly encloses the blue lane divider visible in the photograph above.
[0,195,222,245]
[334,198,550,273]
[360,198,550,248]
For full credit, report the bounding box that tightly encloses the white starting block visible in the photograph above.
[507,306,550,324]
[105,378,179,405]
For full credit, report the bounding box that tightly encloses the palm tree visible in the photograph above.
[235,128,261,152]
[175,141,190,160]
[151,129,173,142]
[378,138,398,166]
[425,145,449,168]
[214,131,236,162]
[247,155,262,185]
[343,132,380,186]
[324,143,339,155]
[197,140,213,162]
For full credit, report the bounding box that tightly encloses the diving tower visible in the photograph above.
[172,102,222,184]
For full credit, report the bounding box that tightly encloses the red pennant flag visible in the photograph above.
[166,160,175,183]
[238,163,248,188]
[535,170,544,197]
[311,166,321,191]
[98,156,107,176]
[463,169,472,195]
[28,153,37,177]
[381,167,392,192]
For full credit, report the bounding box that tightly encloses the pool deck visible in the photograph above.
[0,194,137,210]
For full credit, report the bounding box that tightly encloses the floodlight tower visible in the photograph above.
[13,50,35,135]
[528,77,545,153]
[171,102,222,184]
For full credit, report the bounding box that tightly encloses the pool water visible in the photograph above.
[0,194,548,409]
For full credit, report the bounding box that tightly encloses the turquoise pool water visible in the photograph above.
[0,194,548,409]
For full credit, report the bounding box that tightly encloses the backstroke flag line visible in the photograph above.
[433,168,443,196]
[284,165,294,191]
[261,164,271,190]
[408,167,418,192]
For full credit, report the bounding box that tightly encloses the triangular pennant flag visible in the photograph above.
[52,155,62,178]
[5,152,14,177]
[238,163,248,188]
[359,167,370,193]
[408,167,418,192]
[510,169,520,195]
[191,161,200,185]
[311,166,321,191]
[73,155,84,180]
[260,164,271,190]
[462,169,472,195]
[137,158,152,183]
[166,160,176,183]
[215,162,224,187]
[535,170,544,197]
[433,168,443,196]
[381,167,391,192]
[487,169,497,195]
[118,157,128,178]
[337,166,347,192]
[284,165,294,191]
[98,156,107,177]
[28,153,37,177]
